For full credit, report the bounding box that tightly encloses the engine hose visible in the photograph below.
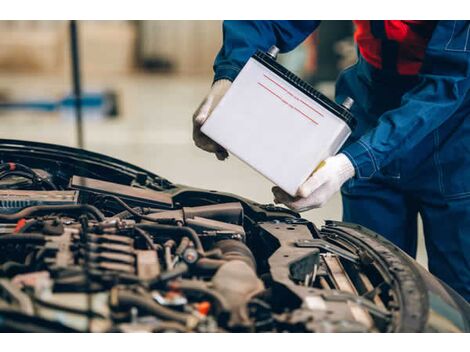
[136,223,203,252]
[113,206,149,220]
[148,263,188,288]
[133,227,156,250]
[175,237,190,256]
[0,162,58,190]
[201,248,224,259]
[0,234,45,243]
[164,240,176,270]
[113,290,199,328]
[195,258,227,271]
[113,209,137,220]
[0,170,35,181]
[0,171,57,190]
[0,308,78,332]
[103,196,168,223]
[0,319,53,333]
[0,261,32,277]
[105,195,204,252]
[16,219,41,233]
[0,204,105,222]
[86,269,141,287]
[0,162,40,174]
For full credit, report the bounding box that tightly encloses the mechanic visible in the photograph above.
[192,20,470,301]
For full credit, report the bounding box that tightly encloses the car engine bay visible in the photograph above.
[0,140,468,333]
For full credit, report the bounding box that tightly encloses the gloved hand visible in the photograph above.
[192,79,232,160]
[272,153,355,212]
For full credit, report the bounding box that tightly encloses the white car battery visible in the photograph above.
[201,46,356,196]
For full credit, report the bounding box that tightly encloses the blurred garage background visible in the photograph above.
[0,20,427,265]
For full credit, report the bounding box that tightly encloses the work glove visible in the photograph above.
[272,153,355,212]
[192,79,231,160]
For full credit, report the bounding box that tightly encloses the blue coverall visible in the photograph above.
[213,20,470,301]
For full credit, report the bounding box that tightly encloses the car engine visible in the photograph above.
[0,140,468,333]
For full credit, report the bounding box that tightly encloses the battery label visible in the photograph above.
[258,73,322,125]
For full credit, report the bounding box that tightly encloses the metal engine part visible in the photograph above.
[0,139,467,333]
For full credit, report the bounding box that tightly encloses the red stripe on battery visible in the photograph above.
[263,74,324,117]
[257,82,319,125]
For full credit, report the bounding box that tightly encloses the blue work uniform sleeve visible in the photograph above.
[214,20,320,82]
[342,21,470,179]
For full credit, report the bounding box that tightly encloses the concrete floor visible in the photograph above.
[0,72,428,266]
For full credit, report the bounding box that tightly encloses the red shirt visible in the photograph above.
[353,20,437,75]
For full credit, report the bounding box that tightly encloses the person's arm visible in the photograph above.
[272,21,470,212]
[343,21,470,179]
[214,20,320,82]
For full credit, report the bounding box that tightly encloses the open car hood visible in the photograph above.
[0,139,468,333]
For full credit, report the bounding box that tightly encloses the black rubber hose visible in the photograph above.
[0,163,13,173]
[0,261,32,277]
[0,162,39,174]
[0,171,57,190]
[0,204,105,222]
[0,234,45,243]
[160,262,188,282]
[0,308,78,332]
[137,223,203,252]
[0,170,36,181]
[113,209,136,220]
[113,207,164,220]
[195,258,227,271]
[103,195,163,222]
[115,290,196,327]
[0,319,69,333]
[16,219,40,233]
[103,195,204,252]
[87,269,141,286]
[149,263,188,288]
[134,227,157,250]
[0,162,57,190]
[113,206,145,220]
[201,248,224,259]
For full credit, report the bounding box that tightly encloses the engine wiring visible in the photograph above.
[0,157,466,333]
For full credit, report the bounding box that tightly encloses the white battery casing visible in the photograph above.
[201,55,353,197]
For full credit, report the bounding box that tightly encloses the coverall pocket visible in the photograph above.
[445,21,470,52]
